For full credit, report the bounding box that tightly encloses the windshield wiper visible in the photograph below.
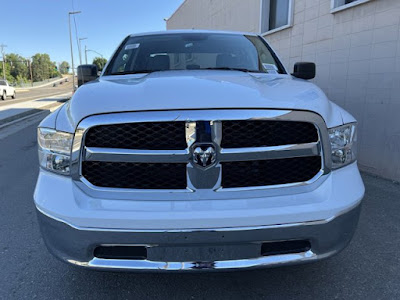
[109,70,159,75]
[109,67,265,76]
[202,67,264,73]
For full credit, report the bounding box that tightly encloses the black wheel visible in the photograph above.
[12,91,16,99]
[1,91,6,100]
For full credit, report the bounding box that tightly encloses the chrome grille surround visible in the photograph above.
[71,110,331,200]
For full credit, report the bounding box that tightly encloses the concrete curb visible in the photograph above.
[0,110,49,131]
[0,100,67,127]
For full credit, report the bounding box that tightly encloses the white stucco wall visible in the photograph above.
[166,0,400,182]
[167,0,261,33]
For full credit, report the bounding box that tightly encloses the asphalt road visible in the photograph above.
[0,113,399,299]
[0,78,73,107]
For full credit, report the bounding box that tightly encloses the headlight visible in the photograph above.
[328,123,357,169]
[37,128,73,174]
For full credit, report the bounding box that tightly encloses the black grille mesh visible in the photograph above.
[82,119,322,190]
[85,122,186,150]
[82,161,187,189]
[221,120,318,148]
[221,156,321,188]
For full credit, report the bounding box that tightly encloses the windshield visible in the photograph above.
[104,33,285,75]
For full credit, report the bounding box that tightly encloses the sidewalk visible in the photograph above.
[0,92,71,127]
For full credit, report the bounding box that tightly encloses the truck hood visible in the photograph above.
[56,70,351,132]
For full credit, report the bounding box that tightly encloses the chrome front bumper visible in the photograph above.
[36,203,361,272]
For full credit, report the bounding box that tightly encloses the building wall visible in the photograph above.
[167,0,400,182]
[167,0,261,33]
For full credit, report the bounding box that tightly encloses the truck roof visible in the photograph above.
[129,29,259,38]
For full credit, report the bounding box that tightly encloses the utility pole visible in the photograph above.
[27,58,33,87]
[79,37,87,65]
[68,11,81,91]
[0,44,7,80]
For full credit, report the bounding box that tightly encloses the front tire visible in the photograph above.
[1,91,6,100]
[12,91,16,99]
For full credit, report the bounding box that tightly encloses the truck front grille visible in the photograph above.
[85,122,187,150]
[76,111,326,191]
[221,156,321,188]
[82,161,187,189]
[221,120,318,148]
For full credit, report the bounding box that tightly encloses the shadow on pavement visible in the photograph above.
[35,97,70,103]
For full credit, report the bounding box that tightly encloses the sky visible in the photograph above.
[2,0,183,66]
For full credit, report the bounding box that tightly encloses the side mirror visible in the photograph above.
[77,64,99,87]
[292,62,316,80]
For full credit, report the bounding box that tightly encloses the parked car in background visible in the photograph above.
[0,79,16,100]
[35,30,364,272]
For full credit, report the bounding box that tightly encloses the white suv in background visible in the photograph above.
[0,79,16,100]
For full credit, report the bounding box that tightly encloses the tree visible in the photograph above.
[59,61,70,74]
[31,53,60,81]
[6,53,29,81]
[0,52,61,84]
[92,57,107,71]
[51,61,60,78]
[31,53,50,81]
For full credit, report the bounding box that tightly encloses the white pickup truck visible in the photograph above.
[34,30,364,272]
[0,79,16,100]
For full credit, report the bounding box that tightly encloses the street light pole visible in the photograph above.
[86,49,104,58]
[0,44,7,80]
[68,11,81,91]
[79,37,87,65]
[85,49,104,67]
